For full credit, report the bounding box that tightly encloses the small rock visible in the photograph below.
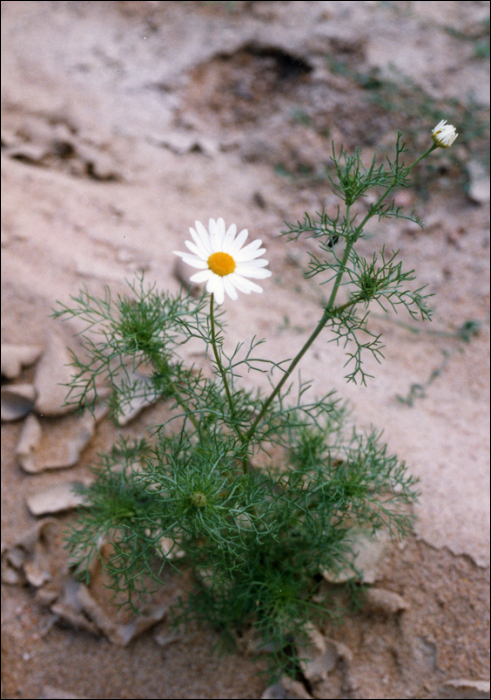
[76,143,120,181]
[1,344,43,379]
[1,544,25,584]
[321,530,392,584]
[16,413,43,472]
[153,629,180,649]
[1,519,58,588]
[262,676,313,699]
[364,587,409,614]
[1,561,22,585]
[157,535,185,560]
[1,384,36,421]
[73,581,167,646]
[105,604,168,647]
[156,131,218,156]
[116,370,161,426]
[4,546,27,569]
[49,548,167,646]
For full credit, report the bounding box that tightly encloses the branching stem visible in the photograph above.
[246,143,438,441]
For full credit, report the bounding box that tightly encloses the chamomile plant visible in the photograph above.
[54,121,457,679]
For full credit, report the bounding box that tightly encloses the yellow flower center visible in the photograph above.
[208,252,236,277]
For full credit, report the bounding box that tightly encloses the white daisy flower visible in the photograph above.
[174,218,272,305]
[431,119,458,148]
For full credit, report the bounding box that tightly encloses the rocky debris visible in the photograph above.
[295,623,354,699]
[1,343,43,379]
[3,527,168,647]
[1,519,59,588]
[42,557,168,645]
[3,126,121,182]
[1,383,36,421]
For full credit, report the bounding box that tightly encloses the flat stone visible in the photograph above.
[17,404,107,473]
[34,333,77,416]
[439,679,491,700]
[26,481,92,516]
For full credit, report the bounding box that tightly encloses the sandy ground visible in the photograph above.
[1,2,490,698]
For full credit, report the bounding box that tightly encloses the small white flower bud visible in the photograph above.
[431,119,458,148]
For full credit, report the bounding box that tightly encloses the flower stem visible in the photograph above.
[209,294,246,443]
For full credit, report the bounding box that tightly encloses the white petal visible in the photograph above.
[234,247,267,263]
[223,276,238,301]
[235,265,272,279]
[228,272,261,294]
[228,228,249,253]
[222,223,237,250]
[236,258,269,268]
[194,221,213,251]
[238,279,264,294]
[207,274,225,304]
[208,218,218,248]
[210,218,226,251]
[237,239,262,256]
[190,269,214,283]
[174,252,209,269]
[189,226,212,257]
[184,240,207,260]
